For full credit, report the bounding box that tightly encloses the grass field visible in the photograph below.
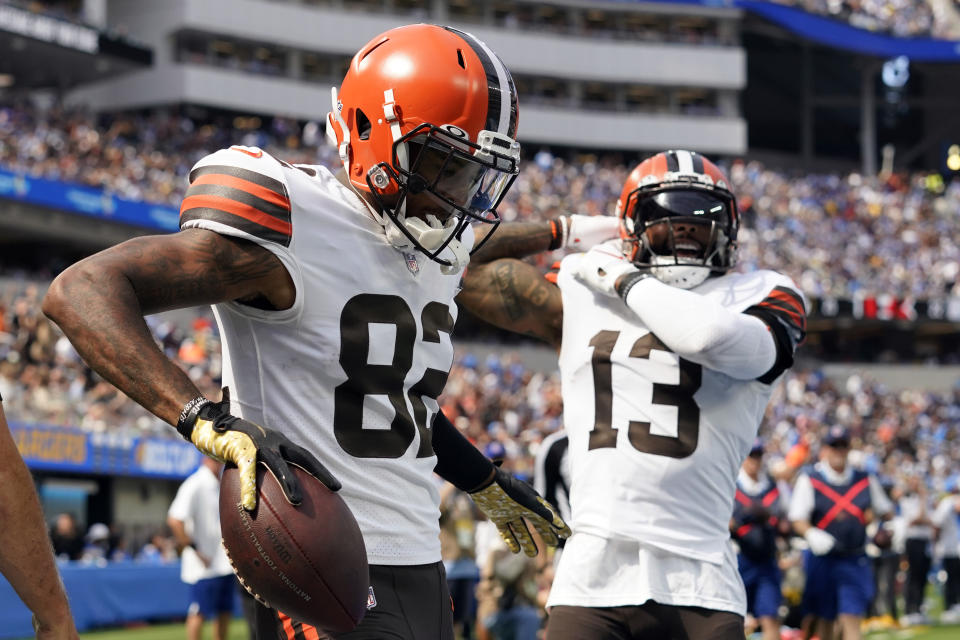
[36,619,956,640]
[863,626,960,640]
[75,619,250,640]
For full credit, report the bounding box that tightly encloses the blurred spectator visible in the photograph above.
[899,474,934,625]
[865,486,899,628]
[933,477,960,622]
[137,530,178,564]
[778,0,957,40]
[476,542,542,640]
[167,457,234,640]
[732,441,786,640]
[4,99,960,301]
[440,484,481,640]
[49,512,84,562]
[80,522,115,565]
[788,426,894,640]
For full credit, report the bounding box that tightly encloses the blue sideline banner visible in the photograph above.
[0,168,180,232]
[8,422,201,479]
[0,562,221,637]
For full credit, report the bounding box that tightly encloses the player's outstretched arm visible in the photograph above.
[0,405,79,640]
[43,230,335,510]
[457,258,563,348]
[471,215,619,264]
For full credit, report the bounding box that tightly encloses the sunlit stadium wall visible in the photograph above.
[64,0,747,154]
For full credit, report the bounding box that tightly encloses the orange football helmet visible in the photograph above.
[327,24,521,269]
[616,150,739,289]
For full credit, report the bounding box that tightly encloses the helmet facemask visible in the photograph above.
[621,186,738,289]
[365,123,520,273]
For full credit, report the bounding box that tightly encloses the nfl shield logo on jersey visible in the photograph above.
[367,586,377,609]
[402,251,420,275]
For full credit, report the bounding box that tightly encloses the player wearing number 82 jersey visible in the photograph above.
[182,144,467,563]
[43,24,569,640]
[459,149,806,639]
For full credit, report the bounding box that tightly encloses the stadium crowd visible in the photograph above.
[3,101,960,301]
[11,0,960,42]
[779,0,945,38]
[18,314,960,633]
[3,96,960,635]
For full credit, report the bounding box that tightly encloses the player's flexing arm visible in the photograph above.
[458,258,564,347]
[459,214,617,346]
[43,152,337,511]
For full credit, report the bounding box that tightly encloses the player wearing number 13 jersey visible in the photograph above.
[459,150,806,639]
[44,25,569,640]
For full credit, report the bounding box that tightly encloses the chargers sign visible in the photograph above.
[135,440,202,478]
[10,422,200,479]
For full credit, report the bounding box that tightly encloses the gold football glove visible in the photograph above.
[177,388,340,510]
[469,467,571,556]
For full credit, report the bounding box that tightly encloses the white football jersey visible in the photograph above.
[556,260,804,565]
[180,146,470,565]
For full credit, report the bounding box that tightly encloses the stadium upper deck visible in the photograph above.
[61,0,746,153]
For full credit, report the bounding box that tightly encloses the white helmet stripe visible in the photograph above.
[471,36,511,135]
[676,149,695,174]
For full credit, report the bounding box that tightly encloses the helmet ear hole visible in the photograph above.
[356,109,372,141]
[456,49,465,69]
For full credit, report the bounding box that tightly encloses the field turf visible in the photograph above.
[78,619,249,640]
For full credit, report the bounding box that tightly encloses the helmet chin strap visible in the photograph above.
[404,215,470,274]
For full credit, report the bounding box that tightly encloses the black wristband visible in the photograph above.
[176,396,211,440]
[431,411,496,493]
[615,270,652,301]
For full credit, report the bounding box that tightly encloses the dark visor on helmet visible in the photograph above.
[632,189,732,227]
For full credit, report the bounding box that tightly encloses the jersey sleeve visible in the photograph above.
[180,146,292,247]
[743,275,807,384]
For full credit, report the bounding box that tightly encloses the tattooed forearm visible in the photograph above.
[471,222,554,264]
[42,229,288,425]
[458,258,563,347]
[493,262,525,322]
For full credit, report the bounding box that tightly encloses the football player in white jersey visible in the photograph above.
[43,24,569,640]
[458,150,807,639]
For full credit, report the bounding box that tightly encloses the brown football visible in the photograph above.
[219,464,368,633]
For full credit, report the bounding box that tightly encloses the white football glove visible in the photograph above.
[572,242,641,298]
[804,528,837,556]
[555,215,620,249]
